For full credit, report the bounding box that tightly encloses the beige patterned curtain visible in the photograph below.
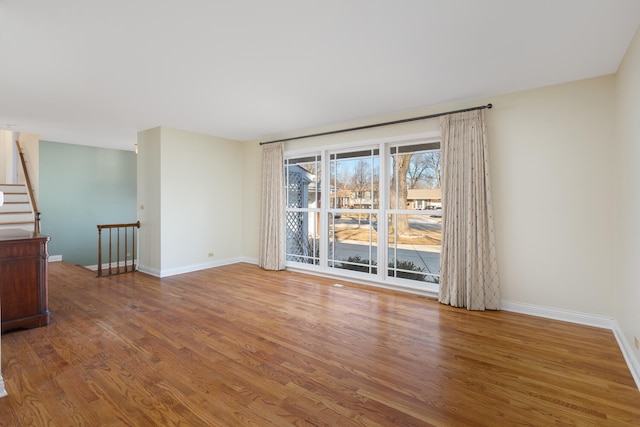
[439,110,500,310]
[259,142,286,270]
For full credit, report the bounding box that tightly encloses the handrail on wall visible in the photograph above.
[15,140,41,234]
[97,221,140,277]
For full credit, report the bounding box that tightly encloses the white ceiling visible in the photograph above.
[1,0,639,151]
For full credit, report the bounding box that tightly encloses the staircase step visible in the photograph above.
[0,190,29,202]
[1,184,31,210]
[0,184,35,233]
[0,184,27,192]
[0,202,31,212]
[0,223,36,232]
[2,195,30,204]
[0,212,34,223]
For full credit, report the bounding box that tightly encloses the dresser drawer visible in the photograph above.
[0,241,43,260]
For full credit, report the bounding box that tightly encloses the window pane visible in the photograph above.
[328,148,379,277]
[285,155,321,265]
[387,213,440,283]
[286,211,320,265]
[389,144,441,210]
[330,150,379,209]
[329,212,378,274]
[286,156,321,209]
[387,142,441,283]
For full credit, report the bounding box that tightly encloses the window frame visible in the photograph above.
[284,131,441,293]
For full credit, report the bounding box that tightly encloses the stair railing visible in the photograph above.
[97,221,140,277]
[15,140,41,233]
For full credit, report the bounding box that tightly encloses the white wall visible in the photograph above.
[18,132,40,202]
[0,130,16,183]
[242,140,262,262]
[138,126,245,276]
[614,26,640,367]
[488,77,615,316]
[137,127,162,274]
[243,76,617,318]
[0,131,40,197]
[160,127,244,273]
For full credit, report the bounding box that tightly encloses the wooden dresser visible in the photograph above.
[0,229,50,332]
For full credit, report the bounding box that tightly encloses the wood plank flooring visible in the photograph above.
[1,262,639,426]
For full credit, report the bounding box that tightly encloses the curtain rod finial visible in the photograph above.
[486,103,493,109]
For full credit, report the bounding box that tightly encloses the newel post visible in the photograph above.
[97,226,103,277]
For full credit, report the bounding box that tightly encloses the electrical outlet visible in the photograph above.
[635,337,639,351]
[208,252,214,257]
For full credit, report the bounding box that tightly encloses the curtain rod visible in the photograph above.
[259,103,492,145]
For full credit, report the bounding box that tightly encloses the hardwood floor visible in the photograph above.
[1,262,639,426]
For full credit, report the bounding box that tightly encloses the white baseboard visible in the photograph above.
[85,259,138,272]
[502,300,639,391]
[286,265,440,298]
[138,257,248,278]
[48,254,62,262]
[137,264,161,277]
[500,300,615,329]
[240,257,259,265]
[612,320,640,390]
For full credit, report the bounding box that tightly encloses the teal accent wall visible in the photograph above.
[39,141,137,266]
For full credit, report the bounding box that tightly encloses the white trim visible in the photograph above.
[134,257,258,278]
[502,300,639,391]
[500,300,615,329]
[137,264,161,277]
[48,254,63,262]
[0,376,6,398]
[287,265,439,298]
[155,257,247,278]
[239,256,259,265]
[85,259,138,272]
[286,133,443,286]
[612,320,640,390]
